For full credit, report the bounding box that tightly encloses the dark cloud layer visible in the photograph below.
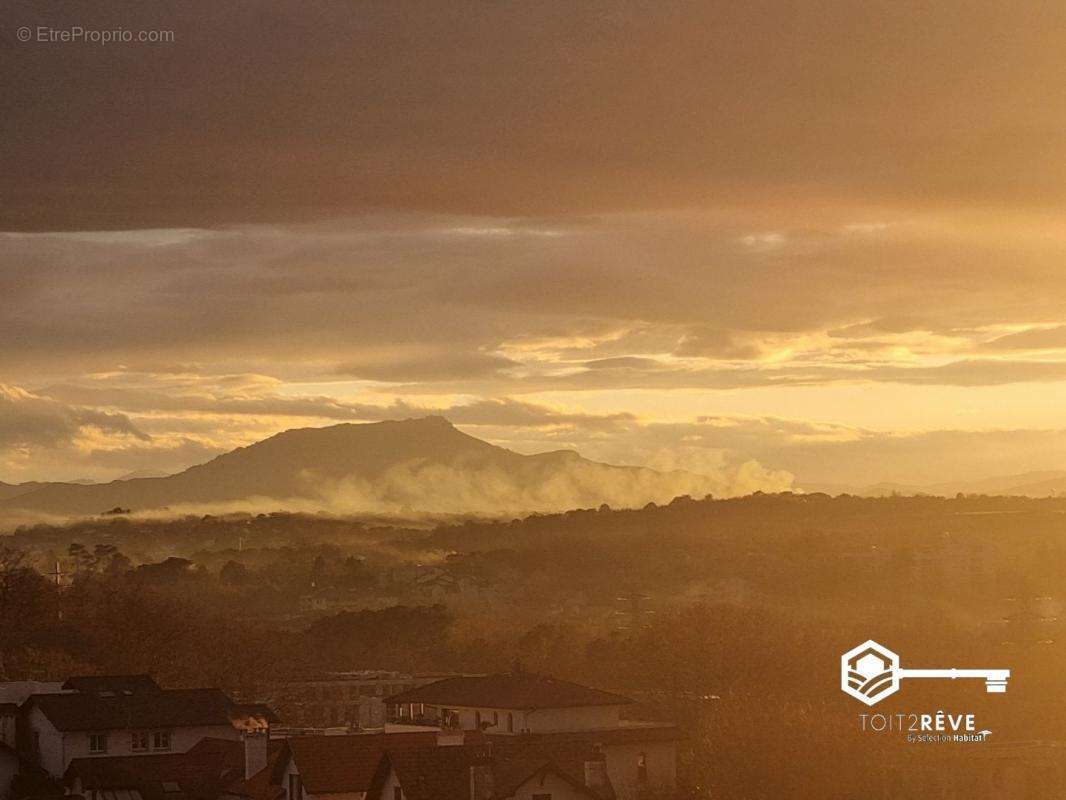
[5,0,1066,229]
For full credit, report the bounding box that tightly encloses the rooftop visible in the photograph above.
[368,740,607,800]
[27,688,244,732]
[384,674,633,710]
[65,738,275,800]
[284,732,438,794]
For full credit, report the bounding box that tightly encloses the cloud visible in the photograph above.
[827,317,937,339]
[38,380,633,432]
[5,212,1066,395]
[0,384,147,450]
[562,415,1066,489]
[5,2,1066,228]
[334,351,518,382]
[673,328,765,360]
[582,357,670,371]
[982,325,1066,351]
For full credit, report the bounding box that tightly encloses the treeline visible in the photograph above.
[4,494,1066,796]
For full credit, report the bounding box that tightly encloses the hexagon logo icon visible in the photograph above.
[841,640,900,706]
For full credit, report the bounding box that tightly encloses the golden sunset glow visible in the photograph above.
[5,2,1066,495]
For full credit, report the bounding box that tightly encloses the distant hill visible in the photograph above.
[799,470,1066,498]
[117,469,171,480]
[0,482,38,502]
[0,417,721,518]
[0,480,91,502]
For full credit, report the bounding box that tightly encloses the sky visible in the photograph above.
[4,0,1066,489]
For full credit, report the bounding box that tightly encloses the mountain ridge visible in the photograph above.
[0,417,721,518]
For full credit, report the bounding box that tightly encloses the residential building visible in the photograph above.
[268,673,445,732]
[383,675,677,800]
[366,736,612,800]
[64,733,287,800]
[259,730,621,800]
[19,675,275,780]
[269,732,438,800]
[384,675,633,735]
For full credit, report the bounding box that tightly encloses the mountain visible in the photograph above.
[0,480,87,502]
[0,417,721,518]
[117,469,171,480]
[0,482,37,502]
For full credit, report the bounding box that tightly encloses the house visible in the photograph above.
[262,730,614,800]
[487,729,677,800]
[383,675,678,800]
[267,673,447,732]
[365,736,612,800]
[19,676,275,780]
[270,732,439,800]
[64,735,283,800]
[384,675,634,735]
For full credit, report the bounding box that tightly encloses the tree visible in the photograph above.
[220,560,250,586]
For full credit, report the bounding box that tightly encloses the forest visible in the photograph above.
[2,492,1064,797]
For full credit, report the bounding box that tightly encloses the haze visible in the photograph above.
[5,0,1066,490]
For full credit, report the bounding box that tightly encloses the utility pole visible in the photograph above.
[48,561,68,621]
[48,561,66,587]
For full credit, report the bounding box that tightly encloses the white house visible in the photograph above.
[20,675,271,780]
[383,675,677,800]
[384,674,633,736]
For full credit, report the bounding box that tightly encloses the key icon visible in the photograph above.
[841,640,1010,706]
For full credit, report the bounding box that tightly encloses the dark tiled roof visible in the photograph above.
[28,688,240,732]
[384,675,633,710]
[491,755,556,797]
[380,745,477,800]
[64,738,256,800]
[369,742,601,800]
[483,731,688,800]
[63,676,162,696]
[286,732,438,794]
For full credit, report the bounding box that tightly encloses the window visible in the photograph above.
[474,710,482,729]
[493,711,499,727]
[393,787,402,800]
[637,752,648,784]
[507,713,514,733]
[131,732,149,751]
[152,731,172,751]
[88,733,108,754]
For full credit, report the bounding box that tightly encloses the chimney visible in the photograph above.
[469,749,494,800]
[583,749,611,798]
[244,730,269,780]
